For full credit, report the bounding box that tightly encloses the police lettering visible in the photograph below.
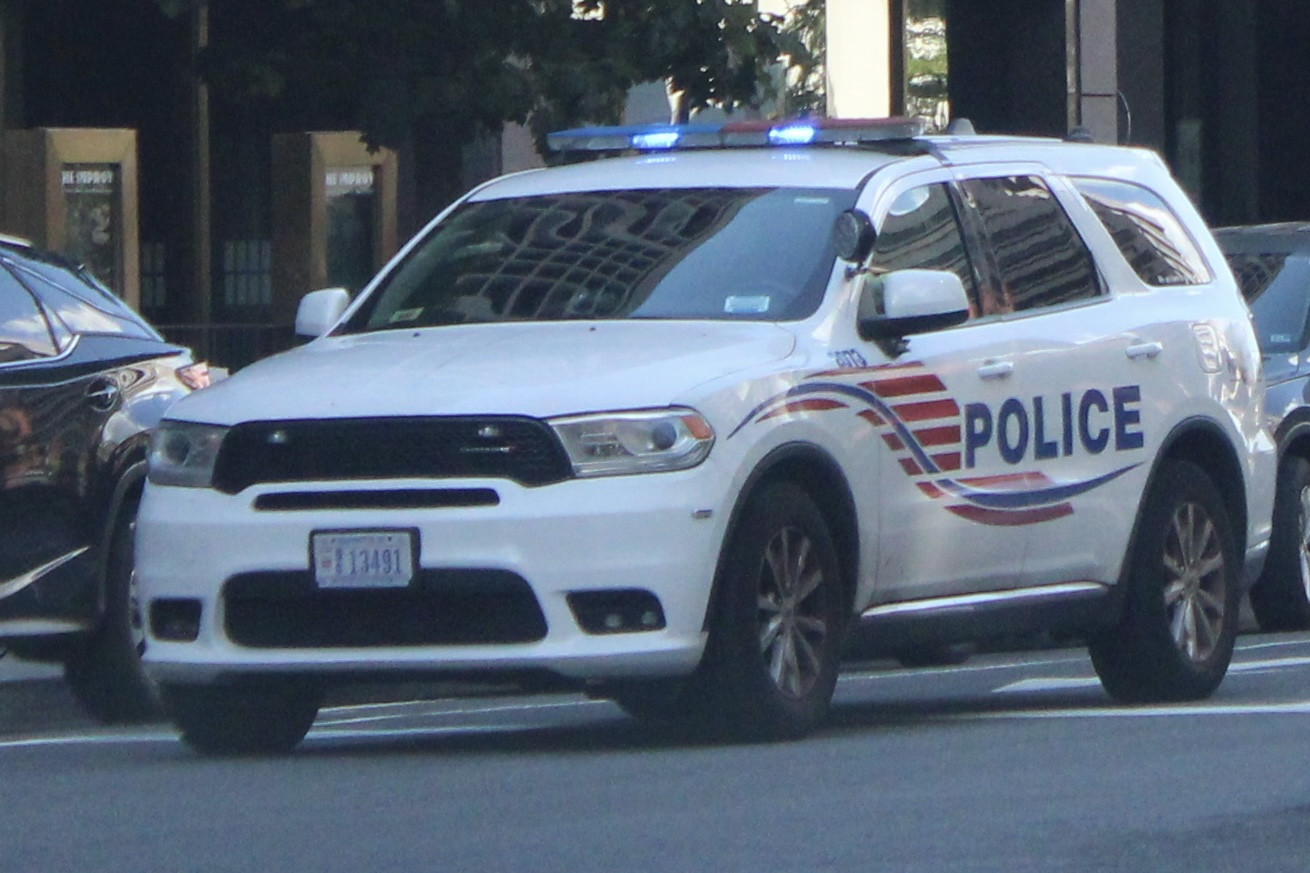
[964,385,1143,468]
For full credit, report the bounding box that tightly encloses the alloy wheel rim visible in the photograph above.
[755,526,828,699]
[1161,501,1226,663]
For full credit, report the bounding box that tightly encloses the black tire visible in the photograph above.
[162,682,321,755]
[698,481,846,740]
[64,499,165,724]
[1249,455,1310,631]
[1089,460,1240,703]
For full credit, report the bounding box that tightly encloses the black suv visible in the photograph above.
[0,235,207,722]
[1216,222,1310,631]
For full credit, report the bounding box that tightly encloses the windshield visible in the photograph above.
[340,186,855,333]
[1226,251,1310,354]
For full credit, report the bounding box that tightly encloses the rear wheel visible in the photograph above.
[64,499,165,724]
[162,682,321,756]
[698,481,845,740]
[1089,460,1239,702]
[1249,455,1310,631]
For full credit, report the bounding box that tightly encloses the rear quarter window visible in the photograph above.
[1072,177,1211,286]
[0,264,58,363]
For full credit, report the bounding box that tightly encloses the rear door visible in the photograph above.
[949,171,1194,588]
[0,262,103,630]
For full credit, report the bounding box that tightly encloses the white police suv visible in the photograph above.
[137,117,1276,753]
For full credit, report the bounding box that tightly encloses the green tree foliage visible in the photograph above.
[157,0,816,214]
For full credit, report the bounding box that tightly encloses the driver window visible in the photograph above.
[0,265,58,365]
[870,183,979,315]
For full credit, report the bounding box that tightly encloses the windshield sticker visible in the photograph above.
[724,296,770,314]
[388,307,424,324]
[793,196,833,206]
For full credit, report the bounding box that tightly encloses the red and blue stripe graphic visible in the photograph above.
[730,362,1137,526]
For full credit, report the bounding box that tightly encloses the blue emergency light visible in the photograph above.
[546,116,928,153]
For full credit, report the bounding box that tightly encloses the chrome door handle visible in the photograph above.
[1125,341,1164,360]
[977,361,1014,380]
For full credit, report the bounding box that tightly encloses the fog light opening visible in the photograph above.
[568,589,666,635]
[150,598,202,642]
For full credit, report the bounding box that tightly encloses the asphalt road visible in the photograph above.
[4,634,1310,873]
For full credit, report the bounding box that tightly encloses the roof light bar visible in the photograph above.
[547,123,723,153]
[547,116,928,153]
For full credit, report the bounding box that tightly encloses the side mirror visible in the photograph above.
[294,287,351,338]
[857,269,970,340]
[833,210,876,263]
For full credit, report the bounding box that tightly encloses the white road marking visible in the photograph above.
[317,697,610,726]
[1233,637,1310,653]
[993,677,1102,694]
[7,639,1310,751]
[992,654,1310,694]
[960,700,1310,721]
[1230,655,1310,672]
[0,731,175,749]
[838,653,1087,684]
[308,724,522,740]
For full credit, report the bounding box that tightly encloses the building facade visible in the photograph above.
[0,0,1299,368]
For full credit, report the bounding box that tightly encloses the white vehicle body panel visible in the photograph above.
[137,136,1275,687]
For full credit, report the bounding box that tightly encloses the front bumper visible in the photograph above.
[137,470,728,686]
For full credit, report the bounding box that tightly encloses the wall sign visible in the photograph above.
[62,163,122,292]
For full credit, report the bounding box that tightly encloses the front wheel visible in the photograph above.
[700,481,845,740]
[162,683,321,755]
[1249,455,1310,631]
[64,499,165,724]
[1089,460,1239,702]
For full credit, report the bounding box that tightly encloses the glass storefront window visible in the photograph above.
[904,0,949,131]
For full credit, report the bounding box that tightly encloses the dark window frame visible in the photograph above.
[955,174,1104,317]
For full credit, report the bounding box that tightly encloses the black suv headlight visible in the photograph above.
[148,421,229,488]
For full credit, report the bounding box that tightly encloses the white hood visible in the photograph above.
[170,321,797,424]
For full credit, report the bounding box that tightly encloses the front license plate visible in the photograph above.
[311,530,415,588]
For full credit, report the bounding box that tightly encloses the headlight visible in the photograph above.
[147,421,229,487]
[549,407,715,477]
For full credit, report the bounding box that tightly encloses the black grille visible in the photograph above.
[223,569,548,648]
[212,416,572,493]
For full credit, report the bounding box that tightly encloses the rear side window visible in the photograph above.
[1226,251,1287,300]
[1073,177,1211,286]
[6,259,156,339]
[0,265,58,363]
[958,175,1101,315]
